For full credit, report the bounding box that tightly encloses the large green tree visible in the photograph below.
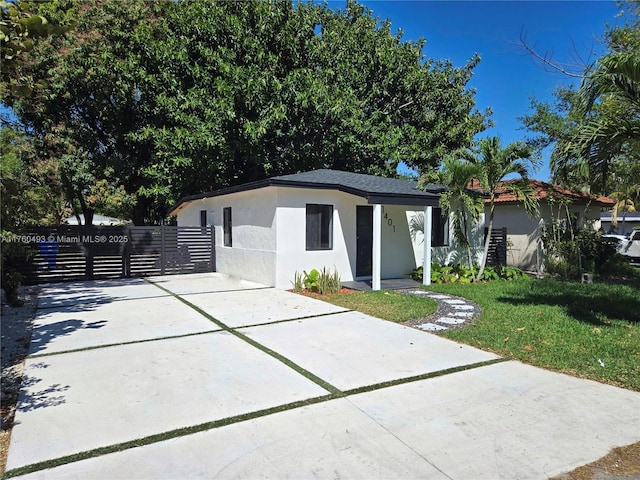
[1,0,73,98]
[3,0,488,224]
[520,2,639,196]
[0,127,69,228]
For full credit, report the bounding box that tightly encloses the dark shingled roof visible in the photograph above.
[170,169,446,214]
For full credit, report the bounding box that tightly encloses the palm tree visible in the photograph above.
[608,159,640,232]
[554,52,640,191]
[464,137,540,281]
[421,156,484,269]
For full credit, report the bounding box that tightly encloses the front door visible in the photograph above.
[356,206,373,277]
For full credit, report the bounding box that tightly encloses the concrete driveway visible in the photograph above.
[5,273,640,479]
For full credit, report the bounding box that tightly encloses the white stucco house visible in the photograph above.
[169,169,455,290]
[470,179,615,272]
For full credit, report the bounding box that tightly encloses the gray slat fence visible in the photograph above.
[6,226,215,284]
[484,227,507,266]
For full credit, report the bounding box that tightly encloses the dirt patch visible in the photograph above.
[1,286,39,475]
[296,287,357,298]
[551,442,640,479]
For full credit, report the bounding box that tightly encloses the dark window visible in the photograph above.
[306,204,333,250]
[223,207,232,247]
[431,208,449,247]
[200,210,207,227]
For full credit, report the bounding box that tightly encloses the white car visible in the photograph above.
[618,230,640,261]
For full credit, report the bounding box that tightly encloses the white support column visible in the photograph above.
[423,206,432,286]
[372,204,382,291]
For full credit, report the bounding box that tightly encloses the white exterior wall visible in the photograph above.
[274,189,424,289]
[379,205,421,279]
[176,189,278,286]
[273,187,360,289]
[177,186,433,289]
[409,211,485,267]
[488,202,606,271]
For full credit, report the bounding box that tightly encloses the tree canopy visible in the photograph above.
[519,2,639,199]
[2,0,489,225]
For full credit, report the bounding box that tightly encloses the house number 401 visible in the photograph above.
[382,207,396,233]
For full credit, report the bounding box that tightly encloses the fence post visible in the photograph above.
[160,227,166,275]
[210,226,216,272]
[122,226,131,278]
[84,228,94,280]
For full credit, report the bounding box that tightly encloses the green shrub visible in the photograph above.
[317,266,341,295]
[302,267,341,294]
[409,266,423,281]
[291,271,304,293]
[410,263,527,284]
[497,266,528,280]
[303,268,320,291]
[541,222,626,279]
[480,266,500,281]
[1,233,32,306]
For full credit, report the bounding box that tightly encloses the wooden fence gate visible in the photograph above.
[7,225,215,284]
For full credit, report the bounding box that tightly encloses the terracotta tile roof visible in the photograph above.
[468,178,615,206]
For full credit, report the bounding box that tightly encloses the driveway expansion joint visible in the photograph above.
[144,279,344,396]
[3,357,508,479]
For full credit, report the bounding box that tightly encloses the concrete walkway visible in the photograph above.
[5,273,640,479]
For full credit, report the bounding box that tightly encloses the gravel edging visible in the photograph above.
[397,288,481,331]
[1,286,39,475]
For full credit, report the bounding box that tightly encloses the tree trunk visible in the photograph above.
[476,207,494,282]
[463,212,473,269]
[77,190,94,226]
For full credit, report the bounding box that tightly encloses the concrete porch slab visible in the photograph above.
[36,278,167,309]
[342,278,421,290]
[240,311,498,391]
[6,332,329,471]
[28,296,219,356]
[145,272,267,295]
[182,289,348,328]
[349,360,640,480]
[11,399,449,480]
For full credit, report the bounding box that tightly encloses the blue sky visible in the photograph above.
[331,0,622,181]
[2,1,621,182]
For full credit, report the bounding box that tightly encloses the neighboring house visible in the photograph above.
[470,179,615,272]
[169,169,449,289]
[64,214,129,226]
[600,211,640,236]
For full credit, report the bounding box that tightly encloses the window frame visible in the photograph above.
[305,203,333,251]
[431,207,449,247]
[223,207,232,247]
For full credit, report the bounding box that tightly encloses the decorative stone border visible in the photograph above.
[399,289,481,332]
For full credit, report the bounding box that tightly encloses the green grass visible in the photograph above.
[426,279,640,391]
[315,279,639,391]
[319,290,437,323]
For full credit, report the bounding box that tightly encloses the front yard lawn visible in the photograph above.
[316,278,639,391]
[426,279,640,391]
[316,290,437,323]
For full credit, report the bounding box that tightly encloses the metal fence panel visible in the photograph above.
[5,226,215,284]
